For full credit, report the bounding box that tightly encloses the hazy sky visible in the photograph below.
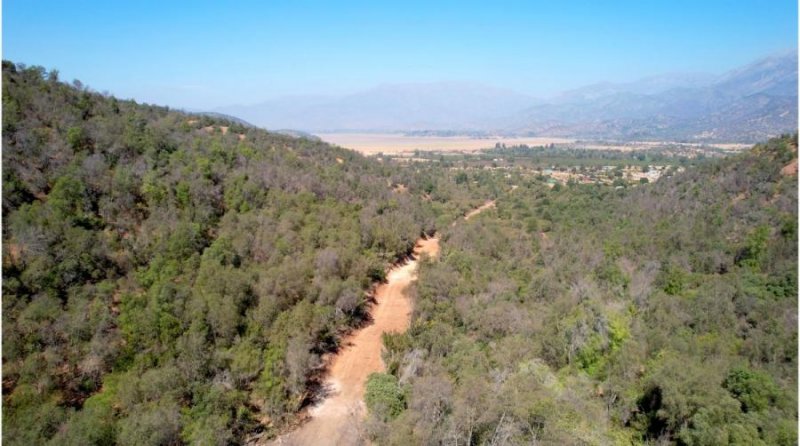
[3,0,797,109]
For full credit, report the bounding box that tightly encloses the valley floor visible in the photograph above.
[316,133,573,155]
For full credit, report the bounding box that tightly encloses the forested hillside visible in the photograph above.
[367,135,798,444]
[2,59,798,446]
[1,61,440,445]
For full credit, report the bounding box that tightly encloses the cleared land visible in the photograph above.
[316,133,574,155]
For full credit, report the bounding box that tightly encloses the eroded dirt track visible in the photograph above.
[464,200,496,220]
[269,238,439,446]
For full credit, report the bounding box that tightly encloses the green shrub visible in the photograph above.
[365,373,405,421]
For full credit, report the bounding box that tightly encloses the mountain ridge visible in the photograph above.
[508,51,797,142]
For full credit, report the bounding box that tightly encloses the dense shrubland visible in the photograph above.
[1,61,442,445]
[3,59,797,446]
[370,135,798,444]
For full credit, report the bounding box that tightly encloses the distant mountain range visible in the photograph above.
[507,51,798,142]
[215,82,534,133]
[215,51,797,142]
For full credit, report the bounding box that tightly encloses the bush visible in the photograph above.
[365,373,405,421]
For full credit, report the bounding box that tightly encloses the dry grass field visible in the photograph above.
[316,132,574,155]
[315,133,750,156]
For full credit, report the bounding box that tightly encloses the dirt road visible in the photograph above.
[269,238,440,446]
[464,200,496,220]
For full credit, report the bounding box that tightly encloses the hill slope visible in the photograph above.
[2,59,797,446]
[1,61,436,445]
[369,134,798,444]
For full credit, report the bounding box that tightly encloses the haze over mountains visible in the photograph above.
[216,51,798,142]
[510,50,798,142]
[216,82,535,134]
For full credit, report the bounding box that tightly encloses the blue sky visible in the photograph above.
[3,0,797,109]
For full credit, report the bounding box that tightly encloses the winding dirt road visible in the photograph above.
[269,238,439,446]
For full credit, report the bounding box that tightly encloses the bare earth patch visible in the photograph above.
[267,238,439,446]
[4,243,22,267]
[780,158,797,176]
[201,125,246,140]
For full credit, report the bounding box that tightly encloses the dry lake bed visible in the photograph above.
[315,132,575,155]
